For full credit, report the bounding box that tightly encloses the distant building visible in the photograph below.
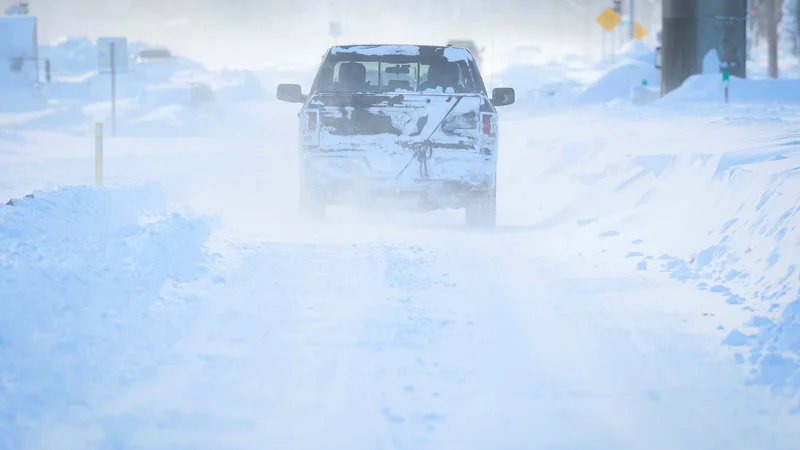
[0,1,39,87]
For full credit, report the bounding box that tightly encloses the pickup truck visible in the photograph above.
[277,44,515,228]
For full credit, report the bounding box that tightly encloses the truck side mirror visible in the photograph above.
[277,83,307,103]
[491,87,515,107]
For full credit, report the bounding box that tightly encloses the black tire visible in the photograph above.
[299,184,326,221]
[465,188,496,229]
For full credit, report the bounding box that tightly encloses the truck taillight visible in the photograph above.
[302,110,320,147]
[305,111,318,131]
[481,113,496,137]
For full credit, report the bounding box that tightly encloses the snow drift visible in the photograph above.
[501,108,800,410]
[0,184,211,448]
[17,36,272,138]
[661,73,800,105]
[496,43,659,112]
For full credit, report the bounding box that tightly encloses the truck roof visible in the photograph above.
[329,44,474,63]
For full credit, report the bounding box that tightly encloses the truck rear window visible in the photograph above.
[312,55,483,95]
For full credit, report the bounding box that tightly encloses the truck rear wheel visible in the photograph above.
[465,188,496,229]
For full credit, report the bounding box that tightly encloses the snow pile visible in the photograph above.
[38,37,101,77]
[596,40,657,70]
[33,36,270,133]
[136,83,215,109]
[0,185,211,447]
[653,150,800,406]
[494,63,590,112]
[205,70,270,103]
[661,74,800,105]
[578,59,658,104]
[496,43,660,111]
[39,37,202,78]
[501,110,800,409]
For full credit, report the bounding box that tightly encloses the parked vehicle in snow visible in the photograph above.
[136,82,215,109]
[134,48,174,65]
[277,44,515,228]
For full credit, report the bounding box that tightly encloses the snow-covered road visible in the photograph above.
[93,226,799,450]
[3,100,800,449]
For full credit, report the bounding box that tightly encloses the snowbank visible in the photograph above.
[661,73,800,105]
[578,60,658,104]
[595,40,657,70]
[34,36,270,130]
[0,185,211,447]
[39,36,202,78]
[651,151,800,405]
[496,46,659,112]
[501,109,800,410]
[38,37,100,77]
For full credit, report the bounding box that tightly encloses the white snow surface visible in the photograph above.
[2,36,272,136]
[1,40,800,449]
[329,44,473,63]
[703,49,722,74]
[331,45,422,56]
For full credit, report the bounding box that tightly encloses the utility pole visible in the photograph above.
[766,0,779,78]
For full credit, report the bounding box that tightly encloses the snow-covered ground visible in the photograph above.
[1,38,800,449]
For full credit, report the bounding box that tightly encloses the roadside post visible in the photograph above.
[95,122,103,187]
[110,42,117,137]
[97,37,127,137]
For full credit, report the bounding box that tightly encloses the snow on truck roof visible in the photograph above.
[330,45,473,62]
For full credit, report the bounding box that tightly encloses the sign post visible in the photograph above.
[596,7,622,63]
[633,21,648,41]
[110,42,117,137]
[97,37,127,137]
[95,122,104,187]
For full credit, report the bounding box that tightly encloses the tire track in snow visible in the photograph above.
[359,240,640,450]
[93,230,800,450]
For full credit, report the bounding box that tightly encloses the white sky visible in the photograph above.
[25,0,662,68]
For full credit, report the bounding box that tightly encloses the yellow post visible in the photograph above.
[95,122,103,187]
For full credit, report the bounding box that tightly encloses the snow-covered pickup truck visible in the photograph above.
[277,44,515,228]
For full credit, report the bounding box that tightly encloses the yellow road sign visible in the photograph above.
[634,21,648,40]
[596,8,621,32]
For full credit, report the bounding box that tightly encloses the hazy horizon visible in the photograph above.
[25,0,662,68]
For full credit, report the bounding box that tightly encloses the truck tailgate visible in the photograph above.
[310,93,487,152]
